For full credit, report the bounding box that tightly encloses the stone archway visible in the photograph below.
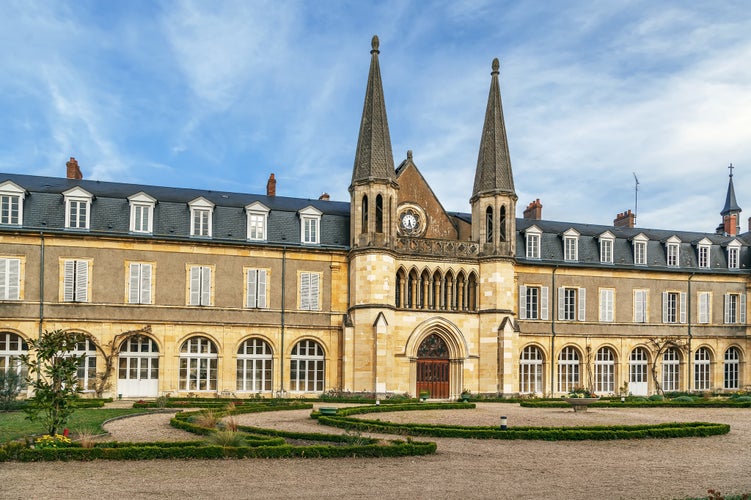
[416,334,450,398]
[405,317,468,399]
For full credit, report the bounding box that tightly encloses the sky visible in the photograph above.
[1,0,750,233]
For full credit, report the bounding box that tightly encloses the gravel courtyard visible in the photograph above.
[1,403,749,499]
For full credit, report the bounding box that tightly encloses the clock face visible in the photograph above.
[401,213,417,230]
[398,208,422,235]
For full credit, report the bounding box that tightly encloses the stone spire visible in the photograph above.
[350,35,396,188]
[721,163,741,216]
[471,58,515,201]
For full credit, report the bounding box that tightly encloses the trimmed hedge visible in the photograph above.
[520,399,751,409]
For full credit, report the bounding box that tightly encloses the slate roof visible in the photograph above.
[471,58,515,200]
[0,173,350,248]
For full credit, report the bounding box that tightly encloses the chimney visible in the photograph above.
[724,214,738,236]
[614,210,635,228]
[66,157,83,180]
[318,193,330,201]
[266,173,276,197]
[523,199,542,220]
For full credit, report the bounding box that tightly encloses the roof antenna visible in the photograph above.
[633,172,639,220]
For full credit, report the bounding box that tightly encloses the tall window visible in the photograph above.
[63,259,89,302]
[361,194,368,233]
[633,238,647,265]
[559,287,585,321]
[375,195,383,233]
[666,240,680,267]
[128,192,156,234]
[73,338,97,391]
[188,266,212,306]
[519,345,544,394]
[179,336,218,391]
[595,347,615,393]
[698,244,710,268]
[245,202,270,241]
[633,289,647,323]
[698,292,711,324]
[0,257,21,300]
[662,291,686,324]
[724,347,740,390]
[694,347,711,391]
[290,339,324,392]
[189,197,214,237]
[662,348,680,392]
[557,346,580,393]
[237,338,273,392]
[599,289,614,322]
[299,272,320,311]
[724,293,746,324]
[128,263,152,304]
[499,206,507,242]
[246,268,267,308]
[485,206,493,243]
[564,234,578,261]
[63,187,92,230]
[520,286,548,320]
[299,206,322,244]
[599,233,614,264]
[0,181,25,226]
[525,227,541,259]
[0,332,28,386]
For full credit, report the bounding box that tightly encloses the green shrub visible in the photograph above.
[649,394,664,401]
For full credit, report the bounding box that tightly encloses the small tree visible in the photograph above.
[647,337,687,396]
[0,368,23,410]
[19,329,88,435]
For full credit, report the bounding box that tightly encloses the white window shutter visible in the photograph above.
[519,286,527,319]
[189,267,201,305]
[724,294,730,324]
[64,260,75,301]
[662,292,668,323]
[578,287,586,321]
[699,293,708,324]
[599,290,606,322]
[6,258,20,300]
[634,291,643,323]
[310,273,320,310]
[247,269,257,307]
[558,287,565,320]
[679,292,687,324]
[141,264,152,304]
[129,264,140,303]
[300,273,310,310]
[257,270,267,308]
[741,294,746,323]
[75,260,88,302]
[541,287,549,320]
[201,267,211,306]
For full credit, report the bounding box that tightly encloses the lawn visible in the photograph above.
[0,408,148,442]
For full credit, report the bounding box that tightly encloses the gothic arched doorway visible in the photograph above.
[416,334,450,398]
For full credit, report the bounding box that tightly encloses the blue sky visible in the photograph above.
[1,1,749,232]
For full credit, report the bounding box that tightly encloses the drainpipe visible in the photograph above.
[550,266,558,397]
[687,273,695,392]
[279,246,287,396]
[37,232,45,384]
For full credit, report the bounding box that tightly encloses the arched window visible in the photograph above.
[485,206,493,243]
[118,335,159,384]
[290,340,324,392]
[395,269,407,308]
[179,336,218,392]
[594,347,615,393]
[0,332,28,387]
[724,347,741,390]
[375,194,383,233]
[361,195,368,234]
[72,338,97,391]
[694,347,711,390]
[237,338,273,392]
[408,269,419,309]
[662,348,681,392]
[420,269,431,309]
[557,346,580,393]
[499,205,507,242]
[432,270,442,310]
[520,345,544,394]
[467,273,478,311]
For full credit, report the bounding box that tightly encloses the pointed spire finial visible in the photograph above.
[492,58,499,74]
[371,35,380,54]
[729,162,734,177]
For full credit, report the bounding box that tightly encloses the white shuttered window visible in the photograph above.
[128,263,152,304]
[63,259,89,302]
[189,266,212,306]
[246,269,267,308]
[299,272,320,311]
[0,258,21,300]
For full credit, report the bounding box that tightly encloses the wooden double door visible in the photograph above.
[416,334,450,399]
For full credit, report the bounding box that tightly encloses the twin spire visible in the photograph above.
[351,36,516,203]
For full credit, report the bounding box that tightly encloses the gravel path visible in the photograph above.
[1,403,749,499]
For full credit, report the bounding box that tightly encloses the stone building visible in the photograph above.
[0,36,747,398]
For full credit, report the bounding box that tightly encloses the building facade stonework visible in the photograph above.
[0,37,748,399]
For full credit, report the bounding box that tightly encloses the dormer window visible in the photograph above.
[599,231,615,264]
[563,228,579,261]
[188,197,214,237]
[0,181,25,226]
[697,238,711,269]
[632,233,648,266]
[63,186,93,230]
[128,192,156,234]
[525,225,542,259]
[727,240,741,270]
[299,206,322,244]
[666,236,681,267]
[246,201,270,241]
